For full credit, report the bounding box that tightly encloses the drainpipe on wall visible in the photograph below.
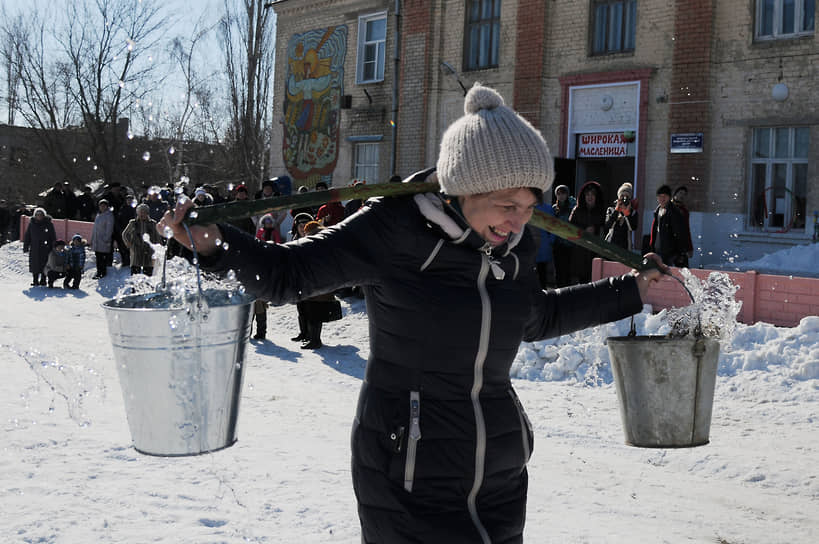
[390,0,401,178]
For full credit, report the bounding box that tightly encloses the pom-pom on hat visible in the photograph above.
[436,83,554,196]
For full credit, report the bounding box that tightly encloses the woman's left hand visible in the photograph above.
[632,253,667,302]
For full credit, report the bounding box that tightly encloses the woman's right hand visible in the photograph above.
[157,198,222,256]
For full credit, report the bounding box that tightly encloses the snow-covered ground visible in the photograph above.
[1,240,816,543]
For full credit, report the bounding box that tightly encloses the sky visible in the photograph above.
[1,237,817,543]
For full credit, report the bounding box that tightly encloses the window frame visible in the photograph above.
[354,142,380,183]
[356,11,388,85]
[755,0,815,41]
[747,126,810,233]
[463,0,502,72]
[589,0,637,56]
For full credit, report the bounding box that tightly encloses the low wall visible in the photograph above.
[20,216,95,244]
[591,258,819,328]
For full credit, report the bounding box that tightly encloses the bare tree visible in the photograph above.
[219,0,275,189]
[6,0,166,186]
[0,10,25,125]
[150,18,223,186]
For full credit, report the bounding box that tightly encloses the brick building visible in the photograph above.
[0,120,231,207]
[269,0,818,267]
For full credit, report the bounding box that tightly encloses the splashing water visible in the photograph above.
[7,344,106,428]
[666,269,742,341]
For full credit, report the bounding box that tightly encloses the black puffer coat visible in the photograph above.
[201,189,642,543]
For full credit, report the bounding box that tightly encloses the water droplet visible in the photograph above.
[189,211,198,219]
[215,239,222,246]
[222,243,229,250]
[127,130,134,140]
[142,233,151,243]
[118,80,125,88]
[142,151,151,161]
[203,232,208,238]
[163,226,174,239]
[168,146,175,155]
[177,195,188,205]
[227,270,237,281]
[168,314,179,330]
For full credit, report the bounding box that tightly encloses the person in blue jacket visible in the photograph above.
[160,84,665,544]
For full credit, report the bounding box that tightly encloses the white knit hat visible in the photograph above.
[436,83,554,196]
[617,182,633,197]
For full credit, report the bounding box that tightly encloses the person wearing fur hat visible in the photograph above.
[603,182,640,251]
[65,234,86,289]
[23,207,56,286]
[159,83,665,543]
[122,203,160,276]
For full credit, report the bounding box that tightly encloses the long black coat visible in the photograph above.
[200,189,643,543]
[23,216,56,274]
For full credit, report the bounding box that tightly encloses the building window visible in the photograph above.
[464,0,501,71]
[354,143,380,183]
[749,127,809,232]
[356,12,387,84]
[756,0,815,39]
[591,0,637,55]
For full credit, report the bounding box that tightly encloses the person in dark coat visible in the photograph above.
[603,182,639,251]
[568,180,606,284]
[672,185,694,266]
[42,182,70,219]
[23,207,56,286]
[648,184,689,267]
[76,186,96,222]
[159,84,665,544]
[65,234,87,289]
[551,184,576,287]
[226,185,257,234]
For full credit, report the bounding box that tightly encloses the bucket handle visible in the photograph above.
[182,222,207,320]
[631,261,701,336]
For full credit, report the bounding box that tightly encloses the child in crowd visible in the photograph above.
[64,234,87,290]
[44,240,68,288]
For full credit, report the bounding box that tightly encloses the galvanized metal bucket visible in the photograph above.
[102,290,254,456]
[607,336,720,448]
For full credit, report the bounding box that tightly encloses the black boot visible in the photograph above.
[301,320,322,350]
[32,273,39,286]
[291,309,307,342]
[253,312,267,340]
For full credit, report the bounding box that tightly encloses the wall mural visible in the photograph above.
[282,26,347,186]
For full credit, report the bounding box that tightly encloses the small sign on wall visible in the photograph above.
[670,133,703,153]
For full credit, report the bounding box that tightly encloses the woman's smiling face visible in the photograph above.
[459,187,538,246]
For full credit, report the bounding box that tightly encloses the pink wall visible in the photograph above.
[591,258,819,328]
[20,216,95,245]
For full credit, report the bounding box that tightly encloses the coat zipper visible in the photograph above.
[404,391,421,492]
[466,251,493,544]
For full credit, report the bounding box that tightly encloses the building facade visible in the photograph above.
[270,0,818,267]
